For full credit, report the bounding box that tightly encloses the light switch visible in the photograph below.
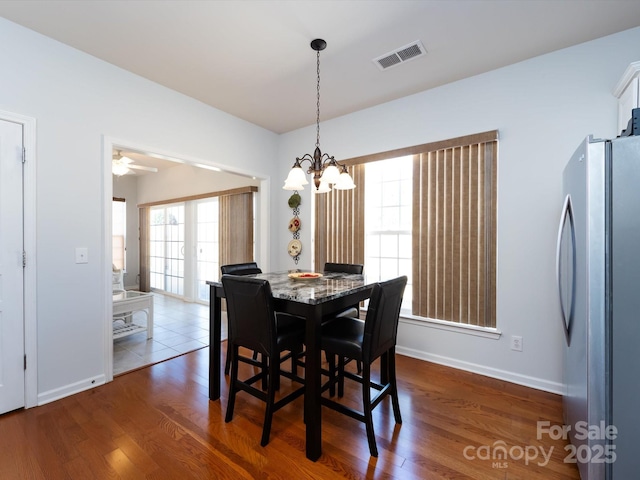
[75,247,88,264]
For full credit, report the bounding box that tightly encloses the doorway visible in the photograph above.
[104,138,269,379]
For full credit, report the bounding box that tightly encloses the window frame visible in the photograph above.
[112,197,126,272]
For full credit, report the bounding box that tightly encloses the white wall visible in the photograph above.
[0,18,277,403]
[135,163,261,205]
[275,27,640,393]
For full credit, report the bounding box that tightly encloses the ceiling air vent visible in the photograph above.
[373,40,426,71]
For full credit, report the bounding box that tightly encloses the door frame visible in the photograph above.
[102,136,271,381]
[0,110,38,409]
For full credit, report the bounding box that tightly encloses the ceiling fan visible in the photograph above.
[112,150,159,176]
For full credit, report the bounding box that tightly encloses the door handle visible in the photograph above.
[556,194,575,346]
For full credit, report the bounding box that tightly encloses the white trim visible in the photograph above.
[613,60,640,98]
[37,374,106,406]
[396,347,564,394]
[0,110,38,409]
[102,138,114,382]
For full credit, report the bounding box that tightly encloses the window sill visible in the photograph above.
[398,312,502,340]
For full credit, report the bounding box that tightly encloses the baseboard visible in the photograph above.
[395,346,564,395]
[37,374,106,406]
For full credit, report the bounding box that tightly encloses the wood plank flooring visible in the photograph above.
[0,346,580,479]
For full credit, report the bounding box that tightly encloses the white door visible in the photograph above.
[0,119,25,414]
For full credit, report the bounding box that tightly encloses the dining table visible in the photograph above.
[207,270,376,461]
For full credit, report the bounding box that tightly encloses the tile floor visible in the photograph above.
[113,292,226,376]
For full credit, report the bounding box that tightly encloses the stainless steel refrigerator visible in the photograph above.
[557,134,640,479]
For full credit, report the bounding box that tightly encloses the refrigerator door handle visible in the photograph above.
[556,194,575,345]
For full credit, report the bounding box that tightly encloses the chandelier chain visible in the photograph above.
[316,49,321,148]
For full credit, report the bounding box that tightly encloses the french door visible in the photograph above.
[149,204,185,296]
[149,199,220,303]
[195,198,219,302]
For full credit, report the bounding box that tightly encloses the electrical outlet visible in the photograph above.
[511,335,523,352]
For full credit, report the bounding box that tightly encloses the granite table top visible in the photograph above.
[208,270,373,305]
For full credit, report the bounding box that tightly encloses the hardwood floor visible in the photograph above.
[0,346,579,479]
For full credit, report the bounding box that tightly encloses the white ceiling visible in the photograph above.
[1,0,640,135]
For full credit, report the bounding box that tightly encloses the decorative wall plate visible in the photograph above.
[288,216,301,232]
[287,239,302,257]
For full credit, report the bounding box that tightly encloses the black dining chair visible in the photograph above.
[221,262,263,375]
[323,262,365,379]
[220,262,262,276]
[222,275,305,447]
[323,262,364,319]
[320,275,407,457]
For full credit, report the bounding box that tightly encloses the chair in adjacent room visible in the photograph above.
[221,262,263,375]
[222,275,305,446]
[320,275,407,457]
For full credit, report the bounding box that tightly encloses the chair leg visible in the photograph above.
[227,349,259,376]
[362,362,378,457]
[273,354,281,391]
[338,357,346,398]
[224,346,232,375]
[261,354,278,446]
[262,354,269,391]
[327,353,336,397]
[388,349,402,424]
[225,345,238,423]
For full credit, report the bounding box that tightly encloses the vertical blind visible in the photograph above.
[412,140,497,327]
[314,164,366,269]
[219,191,254,267]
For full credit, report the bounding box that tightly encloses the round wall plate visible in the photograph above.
[287,239,302,257]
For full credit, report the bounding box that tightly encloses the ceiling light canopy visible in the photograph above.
[283,39,355,193]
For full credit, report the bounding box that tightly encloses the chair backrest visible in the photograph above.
[220,262,262,276]
[221,275,275,357]
[362,276,407,362]
[324,262,364,275]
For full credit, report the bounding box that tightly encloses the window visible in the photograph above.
[364,157,413,311]
[112,198,126,271]
[315,131,497,328]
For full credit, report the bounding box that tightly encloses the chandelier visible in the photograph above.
[283,39,355,193]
